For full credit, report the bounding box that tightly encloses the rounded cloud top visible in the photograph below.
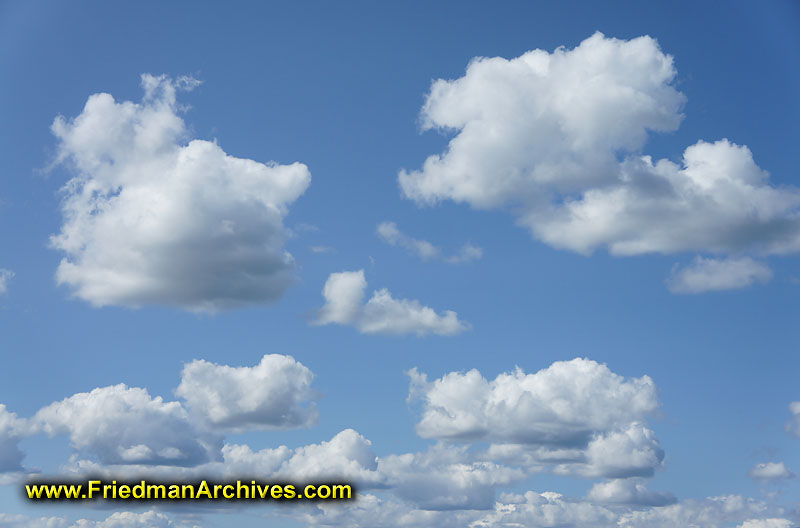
[49,74,311,312]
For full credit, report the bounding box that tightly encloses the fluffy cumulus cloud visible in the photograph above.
[408,359,663,479]
[315,270,469,336]
[377,222,482,264]
[748,461,794,481]
[34,384,220,466]
[175,354,318,432]
[218,429,382,484]
[667,257,773,294]
[399,32,800,289]
[49,74,311,312]
[0,269,13,295]
[587,478,676,506]
[409,358,657,443]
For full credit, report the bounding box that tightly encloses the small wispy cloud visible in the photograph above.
[0,269,14,296]
[310,246,335,254]
[666,257,772,294]
[376,222,482,264]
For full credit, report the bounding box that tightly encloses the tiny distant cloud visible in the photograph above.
[667,257,772,294]
[0,269,13,296]
[786,402,800,437]
[747,461,794,481]
[310,245,335,254]
[287,223,320,238]
[376,221,482,263]
[314,269,469,336]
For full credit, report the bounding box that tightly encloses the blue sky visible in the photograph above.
[1,1,799,527]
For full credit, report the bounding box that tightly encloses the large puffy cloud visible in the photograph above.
[667,257,772,294]
[315,270,469,336]
[35,384,220,466]
[399,32,800,287]
[50,74,311,312]
[377,222,482,264]
[401,32,685,208]
[409,358,658,443]
[409,359,663,479]
[175,354,318,432]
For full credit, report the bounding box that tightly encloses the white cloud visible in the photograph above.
[218,429,382,485]
[376,222,482,263]
[35,384,220,466]
[295,493,477,528]
[485,422,664,479]
[295,491,793,528]
[315,270,469,336]
[409,359,664,478]
[0,512,201,528]
[738,520,794,528]
[49,74,311,312]
[409,359,663,479]
[0,404,30,474]
[587,478,676,506]
[553,422,665,478]
[748,462,794,481]
[475,491,620,528]
[617,495,787,528]
[310,245,335,254]
[786,401,800,437]
[667,257,772,293]
[175,354,318,432]
[377,444,524,510]
[409,358,658,443]
[70,511,201,528]
[0,269,13,295]
[399,32,800,270]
